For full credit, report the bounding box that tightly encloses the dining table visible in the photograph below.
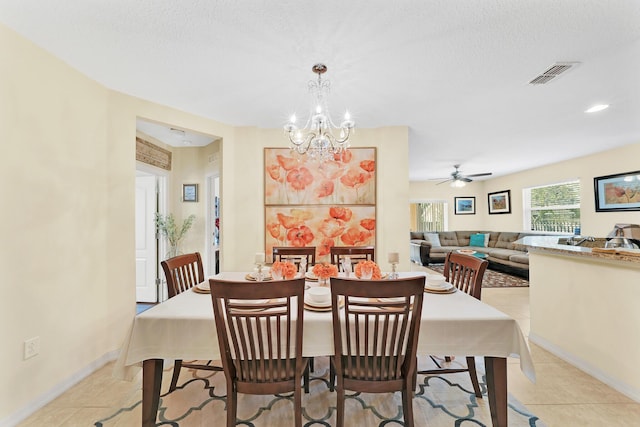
[113,271,535,427]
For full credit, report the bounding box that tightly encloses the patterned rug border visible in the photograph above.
[427,264,529,288]
[95,359,544,427]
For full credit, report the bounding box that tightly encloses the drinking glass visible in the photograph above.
[361,264,373,280]
[341,257,352,277]
[271,268,283,281]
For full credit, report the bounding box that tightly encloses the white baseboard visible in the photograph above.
[529,332,640,403]
[0,350,120,427]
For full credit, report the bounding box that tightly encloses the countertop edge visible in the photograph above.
[515,236,640,265]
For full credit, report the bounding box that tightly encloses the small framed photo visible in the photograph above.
[594,170,640,212]
[488,190,511,214]
[182,184,198,202]
[454,197,476,215]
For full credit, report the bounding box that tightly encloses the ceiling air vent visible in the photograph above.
[529,62,580,85]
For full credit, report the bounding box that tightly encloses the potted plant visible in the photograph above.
[155,213,196,259]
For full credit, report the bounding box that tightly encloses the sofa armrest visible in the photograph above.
[409,241,432,266]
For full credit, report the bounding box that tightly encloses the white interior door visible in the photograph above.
[135,175,158,302]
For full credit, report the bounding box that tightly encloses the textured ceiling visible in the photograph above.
[2,0,639,181]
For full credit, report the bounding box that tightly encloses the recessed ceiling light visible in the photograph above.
[585,104,609,113]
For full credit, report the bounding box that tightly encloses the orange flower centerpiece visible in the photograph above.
[354,260,382,280]
[312,263,339,286]
[271,261,297,280]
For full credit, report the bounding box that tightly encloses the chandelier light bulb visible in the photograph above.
[289,114,297,124]
[344,111,351,120]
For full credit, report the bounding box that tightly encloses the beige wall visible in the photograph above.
[410,143,640,236]
[0,23,233,422]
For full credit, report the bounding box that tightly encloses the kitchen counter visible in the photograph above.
[515,235,640,266]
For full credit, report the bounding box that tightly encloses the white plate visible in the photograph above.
[304,295,331,308]
[195,282,210,291]
[457,249,477,255]
[424,282,453,291]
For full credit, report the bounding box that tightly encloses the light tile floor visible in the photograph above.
[16,287,640,426]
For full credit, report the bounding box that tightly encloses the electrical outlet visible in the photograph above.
[24,336,40,360]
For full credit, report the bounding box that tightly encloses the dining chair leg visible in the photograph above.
[336,386,345,427]
[168,360,182,392]
[329,357,336,391]
[466,356,482,398]
[303,359,310,394]
[401,385,415,427]
[294,382,302,427]
[225,379,237,427]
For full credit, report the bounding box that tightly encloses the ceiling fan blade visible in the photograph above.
[436,179,453,185]
[461,177,473,182]
[465,172,492,178]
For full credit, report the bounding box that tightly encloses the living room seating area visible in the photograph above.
[410,230,556,278]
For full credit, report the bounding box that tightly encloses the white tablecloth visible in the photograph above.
[114,272,535,382]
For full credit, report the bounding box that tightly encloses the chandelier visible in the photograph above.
[285,64,355,160]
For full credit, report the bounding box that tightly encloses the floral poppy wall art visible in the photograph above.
[264,205,376,263]
[264,148,376,205]
[264,148,377,262]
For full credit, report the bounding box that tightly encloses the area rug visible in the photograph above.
[427,264,529,288]
[95,357,544,426]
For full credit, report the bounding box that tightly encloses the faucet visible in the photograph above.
[566,236,595,246]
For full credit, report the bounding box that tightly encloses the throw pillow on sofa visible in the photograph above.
[424,232,441,246]
[469,233,489,247]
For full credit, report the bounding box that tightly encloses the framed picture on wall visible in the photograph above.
[264,147,376,205]
[264,205,376,263]
[454,197,476,215]
[594,170,640,212]
[182,184,198,202]
[488,190,511,214]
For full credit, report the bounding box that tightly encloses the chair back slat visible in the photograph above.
[272,247,316,271]
[161,253,205,298]
[330,246,375,266]
[210,278,305,385]
[330,276,424,383]
[443,252,488,300]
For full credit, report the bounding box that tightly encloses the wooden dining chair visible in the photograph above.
[418,251,488,398]
[272,246,316,271]
[209,277,308,427]
[329,276,425,427]
[160,252,222,392]
[330,246,375,266]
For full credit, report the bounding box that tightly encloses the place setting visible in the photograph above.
[245,252,273,281]
[304,286,344,312]
[424,273,456,294]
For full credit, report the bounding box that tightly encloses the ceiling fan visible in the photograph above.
[433,164,493,186]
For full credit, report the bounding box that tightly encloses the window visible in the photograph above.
[410,201,447,231]
[523,180,580,233]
